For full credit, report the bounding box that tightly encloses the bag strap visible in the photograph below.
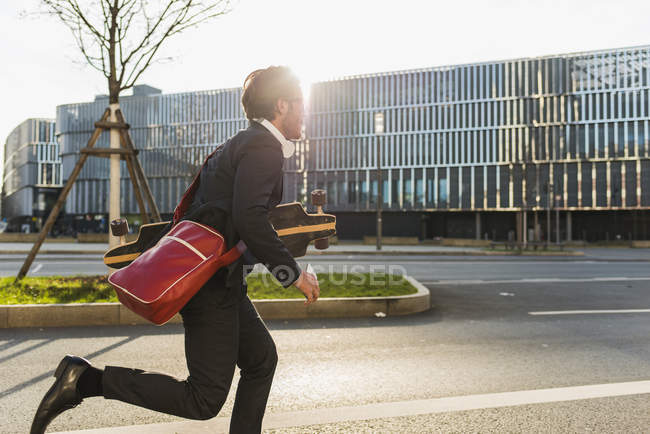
[172,147,220,225]
[220,240,247,266]
[172,147,249,262]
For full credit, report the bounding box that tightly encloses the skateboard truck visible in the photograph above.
[311,189,329,250]
[110,218,129,246]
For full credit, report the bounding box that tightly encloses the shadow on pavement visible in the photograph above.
[0,335,138,400]
[0,338,56,365]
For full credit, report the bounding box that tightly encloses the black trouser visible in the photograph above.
[102,283,278,434]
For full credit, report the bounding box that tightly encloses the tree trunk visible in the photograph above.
[108,103,121,249]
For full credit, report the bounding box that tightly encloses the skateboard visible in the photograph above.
[104,190,335,269]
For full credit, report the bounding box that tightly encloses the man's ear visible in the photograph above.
[275,99,289,117]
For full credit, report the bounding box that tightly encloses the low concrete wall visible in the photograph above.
[255,277,432,319]
[77,233,138,243]
[362,236,419,245]
[0,276,430,328]
[76,233,108,243]
[565,240,650,248]
[440,238,490,247]
[0,234,76,243]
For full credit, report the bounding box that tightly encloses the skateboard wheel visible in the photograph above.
[314,238,329,250]
[311,189,327,206]
[110,218,129,237]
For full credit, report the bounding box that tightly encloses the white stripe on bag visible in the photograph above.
[164,236,207,261]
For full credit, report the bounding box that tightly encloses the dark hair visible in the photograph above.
[241,66,300,121]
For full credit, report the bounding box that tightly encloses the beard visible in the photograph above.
[282,108,302,140]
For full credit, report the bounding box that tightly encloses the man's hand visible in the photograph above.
[293,270,320,305]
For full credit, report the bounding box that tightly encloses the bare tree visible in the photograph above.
[41,0,231,103]
[16,1,232,279]
[39,0,230,251]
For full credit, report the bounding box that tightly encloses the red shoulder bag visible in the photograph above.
[108,148,246,325]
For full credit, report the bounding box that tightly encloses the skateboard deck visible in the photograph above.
[103,202,336,268]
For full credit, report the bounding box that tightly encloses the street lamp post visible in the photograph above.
[374,112,384,251]
[546,183,552,249]
[535,192,540,242]
[555,194,561,245]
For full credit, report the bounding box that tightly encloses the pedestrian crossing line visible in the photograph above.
[530,309,650,315]
[53,380,650,433]
[424,276,650,285]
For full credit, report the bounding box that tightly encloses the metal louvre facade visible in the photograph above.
[306,46,650,240]
[52,45,650,240]
[1,119,61,224]
[307,47,650,211]
[58,89,245,216]
[57,88,309,218]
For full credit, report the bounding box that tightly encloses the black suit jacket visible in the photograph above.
[182,121,302,304]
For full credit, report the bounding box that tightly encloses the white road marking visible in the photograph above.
[530,309,650,316]
[423,279,486,285]
[424,276,650,285]
[53,380,650,433]
[32,263,43,273]
[17,261,105,266]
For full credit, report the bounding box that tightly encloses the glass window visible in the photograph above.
[392,178,400,205]
[606,124,615,157]
[487,166,497,208]
[439,178,448,207]
[500,165,510,207]
[382,179,389,206]
[327,181,336,203]
[404,178,413,206]
[348,181,357,204]
[625,161,637,207]
[610,162,622,207]
[617,122,626,155]
[595,124,604,158]
[638,122,646,156]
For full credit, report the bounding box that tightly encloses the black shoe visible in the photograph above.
[30,355,91,434]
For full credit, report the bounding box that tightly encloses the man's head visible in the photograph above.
[241,66,304,140]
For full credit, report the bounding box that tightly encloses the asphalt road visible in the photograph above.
[0,254,649,433]
[3,251,650,281]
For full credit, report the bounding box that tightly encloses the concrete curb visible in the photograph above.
[308,250,584,257]
[480,250,584,257]
[0,276,430,329]
[254,275,430,320]
[2,249,583,257]
[2,250,107,255]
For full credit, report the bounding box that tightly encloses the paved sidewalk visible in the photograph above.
[580,247,650,261]
[0,242,483,255]
[4,241,650,259]
[0,242,108,254]
[307,243,484,254]
[53,380,650,433]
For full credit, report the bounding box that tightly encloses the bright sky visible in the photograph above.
[1,0,650,189]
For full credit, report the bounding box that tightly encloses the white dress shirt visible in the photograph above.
[253,118,296,158]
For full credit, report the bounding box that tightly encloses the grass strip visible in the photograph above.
[0,273,416,305]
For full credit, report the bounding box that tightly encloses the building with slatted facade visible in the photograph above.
[1,119,61,232]
[10,45,649,240]
[307,45,650,241]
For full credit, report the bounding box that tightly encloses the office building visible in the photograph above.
[49,46,650,240]
[1,119,61,232]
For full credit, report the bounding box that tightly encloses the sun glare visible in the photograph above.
[292,64,321,108]
[300,80,312,107]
